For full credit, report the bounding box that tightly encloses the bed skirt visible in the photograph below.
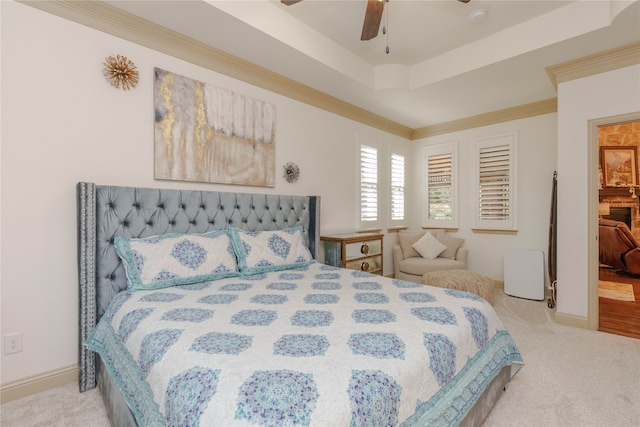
[97,356,137,427]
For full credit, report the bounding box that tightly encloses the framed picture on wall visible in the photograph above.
[153,68,276,187]
[600,146,638,187]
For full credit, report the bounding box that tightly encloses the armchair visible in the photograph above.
[393,230,467,283]
[598,218,640,276]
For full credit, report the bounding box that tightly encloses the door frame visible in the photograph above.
[588,112,640,330]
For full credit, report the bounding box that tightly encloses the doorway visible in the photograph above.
[591,113,640,339]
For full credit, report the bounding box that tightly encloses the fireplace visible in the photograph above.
[599,197,640,240]
[603,207,632,229]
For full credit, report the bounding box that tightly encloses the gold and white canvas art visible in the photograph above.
[154,68,275,187]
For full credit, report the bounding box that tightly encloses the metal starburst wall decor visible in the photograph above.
[103,55,139,90]
[283,162,301,183]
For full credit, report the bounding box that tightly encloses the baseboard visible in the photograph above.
[554,311,590,329]
[0,365,78,404]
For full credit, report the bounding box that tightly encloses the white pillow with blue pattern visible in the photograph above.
[229,226,315,275]
[114,230,239,291]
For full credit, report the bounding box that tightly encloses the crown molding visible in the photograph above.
[18,1,636,141]
[546,42,640,91]
[411,98,558,139]
[19,0,413,139]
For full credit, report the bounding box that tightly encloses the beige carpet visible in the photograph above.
[598,280,636,302]
[483,290,640,427]
[2,290,639,427]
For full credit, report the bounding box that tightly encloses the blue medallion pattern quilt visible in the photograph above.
[87,263,522,426]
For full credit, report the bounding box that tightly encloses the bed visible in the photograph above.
[77,182,522,427]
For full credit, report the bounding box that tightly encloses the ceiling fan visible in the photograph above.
[282,0,471,41]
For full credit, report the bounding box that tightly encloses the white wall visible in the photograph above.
[0,2,409,384]
[556,64,640,320]
[412,114,558,281]
[4,0,634,388]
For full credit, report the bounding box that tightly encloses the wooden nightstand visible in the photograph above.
[321,233,383,275]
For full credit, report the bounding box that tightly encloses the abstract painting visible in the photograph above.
[154,68,275,187]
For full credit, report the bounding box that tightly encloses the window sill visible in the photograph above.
[356,228,383,234]
[471,228,518,235]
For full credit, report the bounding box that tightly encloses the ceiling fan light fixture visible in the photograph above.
[470,8,487,24]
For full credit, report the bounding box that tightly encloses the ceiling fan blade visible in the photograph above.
[458,0,471,3]
[361,0,385,41]
[281,0,303,5]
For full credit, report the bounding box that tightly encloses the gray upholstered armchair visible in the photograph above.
[393,230,467,283]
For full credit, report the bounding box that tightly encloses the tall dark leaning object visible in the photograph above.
[547,171,558,309]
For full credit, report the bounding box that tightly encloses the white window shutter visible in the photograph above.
[424,143,458,228]
[390,153,405,222]
[360,144,378,223]
[475,134,517,230]
[428,153,453,221]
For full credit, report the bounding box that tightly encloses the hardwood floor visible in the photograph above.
[598,267,640,339]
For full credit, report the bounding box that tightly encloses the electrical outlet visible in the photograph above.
[4,332,23,355]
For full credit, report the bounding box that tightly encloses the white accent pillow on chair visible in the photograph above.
[412,232,447,259]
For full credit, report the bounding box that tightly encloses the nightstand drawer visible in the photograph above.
[321,233,383,275]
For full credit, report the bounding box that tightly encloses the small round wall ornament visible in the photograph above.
[283,162,300,183]
[102,54,139,90]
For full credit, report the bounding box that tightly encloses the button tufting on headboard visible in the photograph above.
[77,182,320,392]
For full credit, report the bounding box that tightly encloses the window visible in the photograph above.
[390,153,405,223]
[359,138,407,231]
[475,133,517,230]
[424,143,458,228]
[428,153,452,220]
[360,144,378,226]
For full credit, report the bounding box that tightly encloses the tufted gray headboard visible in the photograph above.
[77,182,320,392]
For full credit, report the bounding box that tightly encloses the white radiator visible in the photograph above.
[504,249,545,300]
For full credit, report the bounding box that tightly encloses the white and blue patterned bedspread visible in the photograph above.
[87,263,522,426]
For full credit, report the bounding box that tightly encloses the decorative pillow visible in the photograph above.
[430,229,447,240]
[412,231,447,260]
[437,233,465,260]
[229,226,315,275]
[114,230,239,292]
[398,231,423,259]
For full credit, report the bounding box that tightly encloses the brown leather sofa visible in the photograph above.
[599,218,640,276]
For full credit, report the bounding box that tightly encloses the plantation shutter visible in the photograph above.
[427,153,453,221]
[475,133,517,230]
[478,145,511,221]
[390,154,405,221]
[360,145,378,222]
